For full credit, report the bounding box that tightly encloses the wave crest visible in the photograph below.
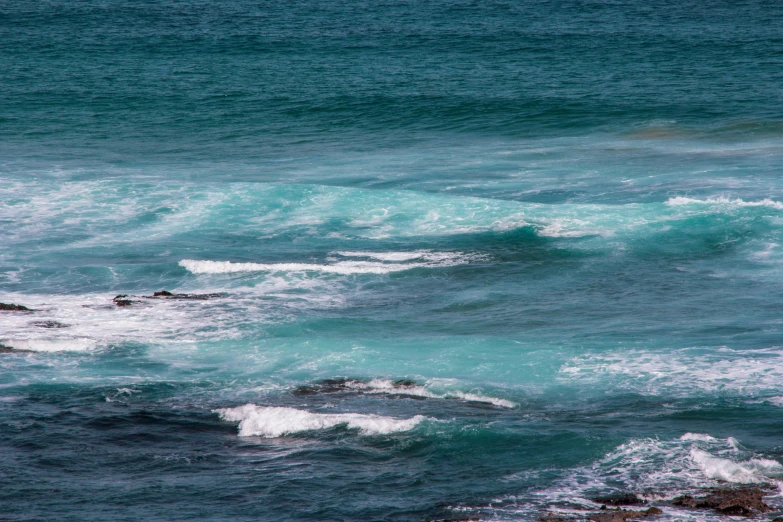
[351,379,518,408]
[666,196,783,209]
[180,251,478,275]
[216,404,428,437]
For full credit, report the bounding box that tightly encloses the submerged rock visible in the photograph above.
[0,343,32,353]
[671,487,771,516]
[292,377,422,396]
[538,507,661,522]
[592,494,647,507]
[293,377,356,395]
[147,290,224,300]
[0,303,32,311]
[587,507,662,522]
[30,320,68,329]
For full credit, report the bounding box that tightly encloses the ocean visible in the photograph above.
[2,1,783,520]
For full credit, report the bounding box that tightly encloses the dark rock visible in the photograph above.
[427,518,480,522]
[771,517,783,522]
[293,377,355,395]
[30,321,68,329]
[292,385,319,395]
[0,303,32,311]
[672,487,771,516]
[593,493,647,507]
[293,377,421,396]
[538,507,661,522]
[539,514,569,522]
[587,507,662,522]
[0,343,32,353]
[113,295,134,307]
[146,292,224,300]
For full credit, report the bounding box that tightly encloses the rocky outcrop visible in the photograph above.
[113,295,133,307]
[112,291,225,307]
[672,487,771,516]
[0,303,32,311]
[538,507,661,522]
[147,290,223,300]
[0,343,32,353]
[587,507,662,522]
[540,486,777,521]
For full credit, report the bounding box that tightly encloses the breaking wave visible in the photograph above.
[348,379,518,408]
[180,251,478,275]
[666,196,783,210]
[215,404,429,437]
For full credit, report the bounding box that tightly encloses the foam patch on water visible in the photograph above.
[2,338,98,353]
[537,218,611,238]
[666,196,783,210]
[333,250,470,263]
[216,404,428,437]
[559,347,783,398]
[180,251,477,275]
[349,379,518,408]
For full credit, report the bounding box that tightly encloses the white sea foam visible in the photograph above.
[537,219,610,238]
[690,449,783,483]
[666,196,783,210]
[559,347,783,397]
[1,338,98,353]
[180,251,476,275]
[216,404,428,437]
[333,250,470,263]
[0,289,266,358]
[680,433,718,442]
[181,259,428,275]
[348,379,518,408]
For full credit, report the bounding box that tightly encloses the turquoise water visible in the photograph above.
[2,1,783,520]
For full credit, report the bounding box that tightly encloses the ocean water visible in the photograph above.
[2,1,783,520]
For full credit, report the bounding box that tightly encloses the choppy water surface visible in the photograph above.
[2,1,783,520]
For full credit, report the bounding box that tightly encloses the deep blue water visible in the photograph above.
[2,1,783,520]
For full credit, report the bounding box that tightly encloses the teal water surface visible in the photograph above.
[2,1,783,520]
